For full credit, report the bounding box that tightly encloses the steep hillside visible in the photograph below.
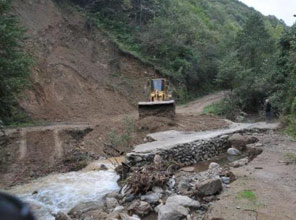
[12,0,158,123]
[68,0,286,101]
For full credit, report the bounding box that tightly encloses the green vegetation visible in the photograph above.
[0,0,32,125]
[62,0,286,104]
[108,116,134,148]
[203,97,239,119]
[284,152,296,164]
[237,190,257,202]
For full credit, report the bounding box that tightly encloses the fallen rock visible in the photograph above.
[229,157,249,168]
[156,204,189,220]
[119,213,141,220]
[55,211,72,220]
[176,178,191,193]
[113,206,125,212]
[209,162,220,170]
[128,200,151,217]
[152,186,164,194]
[106,192,122,200]
[247,136,259,144]
[165,195,200,208]
[227,148,241,156]
[68,201,104,217]
[229,133,248,151]
[106,197,119,211]
[141,192,162,204]
[195,178,223,196]
[180,166,195,172]
[247,147,263,161]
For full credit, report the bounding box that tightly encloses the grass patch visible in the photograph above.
[283,115,296,140]
[203,101,227,116]
[237,190,257,202]
[284,152,296,164]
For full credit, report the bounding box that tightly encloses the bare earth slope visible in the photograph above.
[13,0,157,122]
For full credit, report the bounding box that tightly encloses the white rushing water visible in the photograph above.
[8,170,120,220]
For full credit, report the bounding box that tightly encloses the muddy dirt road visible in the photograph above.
[177,91,227,115]
[1,92,227,187]
[205,131,296,220]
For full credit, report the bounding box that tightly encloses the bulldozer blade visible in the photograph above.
[138,100,175,119]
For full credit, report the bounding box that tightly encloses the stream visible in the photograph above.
[7,162,120,220]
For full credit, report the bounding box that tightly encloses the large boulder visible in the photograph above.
[156,204,189,220]
[141,192,162,204]
[227,148,241,156]
[128,200,151,217]
[165,195,200,208]
[156,195,200,220]
[229,157,249,168]
[229,133,248,151]
[247,147,263,161]
[68,201,104,217]
[195,178,223,196]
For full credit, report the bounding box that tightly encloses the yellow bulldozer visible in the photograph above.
[138,78,175,118]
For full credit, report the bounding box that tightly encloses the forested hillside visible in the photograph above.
[65,0,286,102]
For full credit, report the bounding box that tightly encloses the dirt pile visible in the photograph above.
[12,0,157,122]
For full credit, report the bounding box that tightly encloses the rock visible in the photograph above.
[141,192,162,204]
[229,133,248,151]
[68,201,104,217]
[152,186,164,194]
[195,178,223,196]
[123,194,135,203]
[209,162,220,170]
[156,203,189,220]
[247,136,259,144]
[177,178,190,193]
[247,147,263,161]
[166,195,200,208]
[221,177,230,184]
[113,206,125,212]
[106,192,122,200]
[55,211,72,220]
[128,200,151,217]
[180,166,195,172]
[100,164,108,170]
[106,197,119,211]
[227,148,241,156]
[229,157,249,168]
[119,213,141,220]
[254,142,263,147]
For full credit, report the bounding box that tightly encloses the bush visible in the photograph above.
[0,0,32,125]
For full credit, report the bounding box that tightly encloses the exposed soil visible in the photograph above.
[1,98,227,188]
[205,131,296,220]
[12,0,157,123]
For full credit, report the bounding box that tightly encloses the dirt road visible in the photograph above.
[176,91,227,115]
[205,131,296,220]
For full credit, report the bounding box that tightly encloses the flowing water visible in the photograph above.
[7,168,120,219]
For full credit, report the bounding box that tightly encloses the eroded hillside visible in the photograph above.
[13,0,157,122]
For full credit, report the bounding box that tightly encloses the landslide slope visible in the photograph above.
[12,0,157,123]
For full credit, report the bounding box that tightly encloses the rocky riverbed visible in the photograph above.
[6,122,282,220]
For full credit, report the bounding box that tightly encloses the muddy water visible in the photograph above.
[8,169,120,220]
[185,154,244,173]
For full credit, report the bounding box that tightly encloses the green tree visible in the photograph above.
[0,0,31,125]
[216,51,242,91]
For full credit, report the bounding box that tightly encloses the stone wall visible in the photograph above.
[126,135,230,166]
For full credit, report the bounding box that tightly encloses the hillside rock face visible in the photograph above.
[12,0,157,122]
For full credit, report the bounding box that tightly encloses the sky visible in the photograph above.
[239,0,296,26]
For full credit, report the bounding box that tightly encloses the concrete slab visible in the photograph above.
[132,122,279,154]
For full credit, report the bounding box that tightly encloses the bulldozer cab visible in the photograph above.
[151,79,164,91]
